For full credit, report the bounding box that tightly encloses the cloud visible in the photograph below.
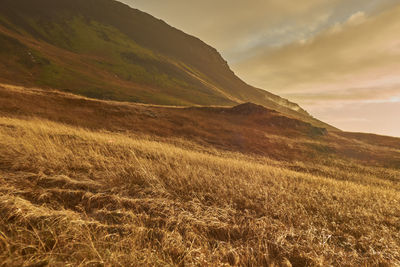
[122,0,379,59]
[308,101,400,137]
[285,85,400,104]
[234,3,400,104]
[346,11,366,25]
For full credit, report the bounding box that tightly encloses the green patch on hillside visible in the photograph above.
[24,16,216,101]
[0,33,50,72]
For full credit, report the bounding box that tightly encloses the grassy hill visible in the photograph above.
[1,1,399,265]
[0,83,399,266]
[0,0,333,129]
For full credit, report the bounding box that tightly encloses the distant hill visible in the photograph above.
[2,83,399,166]
[0,0,334,129]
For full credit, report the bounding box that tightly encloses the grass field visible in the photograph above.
[0,105,399,266]
[1,1,399,265]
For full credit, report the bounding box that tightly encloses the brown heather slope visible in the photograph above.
[0,83,398,167]
[0,84,400,266]
[0,0,334,130]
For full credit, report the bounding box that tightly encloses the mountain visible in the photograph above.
[0,0,333,129]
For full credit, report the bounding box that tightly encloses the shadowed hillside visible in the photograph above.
[0,0,333,129]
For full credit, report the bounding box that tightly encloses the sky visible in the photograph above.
[120,0,400,137]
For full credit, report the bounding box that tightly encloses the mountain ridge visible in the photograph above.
[0,0,335,130]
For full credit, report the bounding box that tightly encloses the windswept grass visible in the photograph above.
[0,117,399,266]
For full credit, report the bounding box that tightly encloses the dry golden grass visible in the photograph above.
[1,117,399,266]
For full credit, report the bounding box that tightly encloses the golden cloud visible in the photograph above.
[234,3,400,103]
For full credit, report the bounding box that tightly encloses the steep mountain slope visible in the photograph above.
[0,0,333,129]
